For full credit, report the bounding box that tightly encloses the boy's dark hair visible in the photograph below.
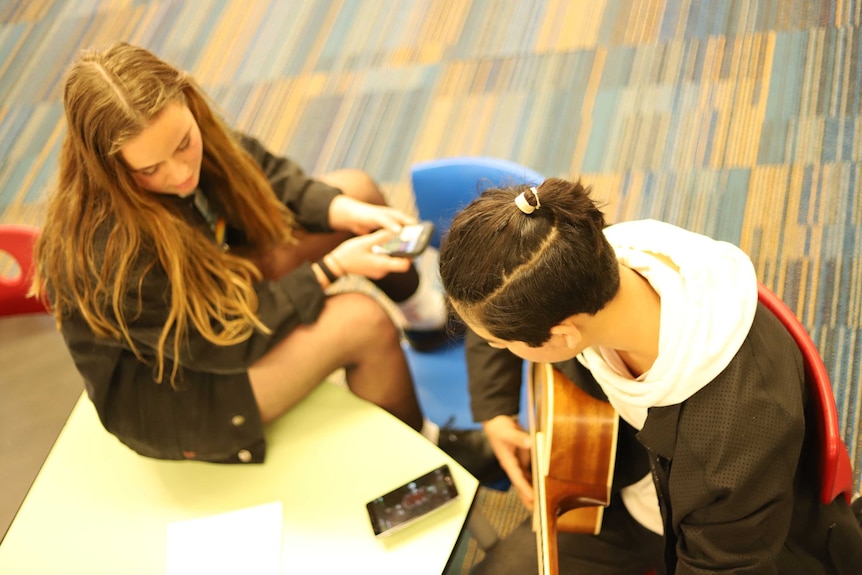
[439,178,620,346]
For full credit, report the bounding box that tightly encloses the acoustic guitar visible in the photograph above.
[526,362,619,575]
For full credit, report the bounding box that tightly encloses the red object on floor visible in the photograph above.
[0,224,49,316]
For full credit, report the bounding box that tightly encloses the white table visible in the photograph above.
[0,380,478,574]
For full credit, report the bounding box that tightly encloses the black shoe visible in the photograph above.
[438,425,507,486]
[404,315,467,353]
[403,328,452,352]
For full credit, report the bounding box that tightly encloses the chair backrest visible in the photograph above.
[0,224,48,317]
[411,156,545,248]
[407,157,544,494]
[757,283,854,505]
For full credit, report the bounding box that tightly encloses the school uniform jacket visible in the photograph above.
[59,134,341,464]
[467,305,862,573]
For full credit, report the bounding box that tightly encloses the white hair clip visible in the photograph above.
[515,186,540,214]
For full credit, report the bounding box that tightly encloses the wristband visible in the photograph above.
[317,258,339,283]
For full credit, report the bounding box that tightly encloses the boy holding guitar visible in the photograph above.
[438,179,862,574]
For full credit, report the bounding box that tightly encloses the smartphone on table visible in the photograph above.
[366,463,459,537]
[371,221,435,258]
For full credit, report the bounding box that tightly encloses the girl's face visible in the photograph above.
[120,102,203,196]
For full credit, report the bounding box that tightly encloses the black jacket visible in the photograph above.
[60,135,340,464]
[465,303,862,573]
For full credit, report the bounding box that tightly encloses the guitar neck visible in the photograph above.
[527,364,554,575]
[533,430,552,575]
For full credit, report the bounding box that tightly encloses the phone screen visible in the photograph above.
[372,222,434,258]
[366,464,459,537]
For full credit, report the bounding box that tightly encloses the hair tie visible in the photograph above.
[515,186,540,214]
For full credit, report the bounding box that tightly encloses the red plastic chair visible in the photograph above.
[0,224,49,316]
[757,283,854,505]
[640,287,855,575]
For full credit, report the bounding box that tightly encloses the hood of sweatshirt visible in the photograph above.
[578,219,759,430]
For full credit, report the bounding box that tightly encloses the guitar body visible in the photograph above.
[527,362,619,575]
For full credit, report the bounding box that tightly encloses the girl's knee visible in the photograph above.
[319,169,383,205]
[356,298,401,343]
[327,293,400,344]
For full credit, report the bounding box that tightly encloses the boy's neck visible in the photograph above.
[604,265,661,377]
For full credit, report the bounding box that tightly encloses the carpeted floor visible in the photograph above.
[2,0,862,572]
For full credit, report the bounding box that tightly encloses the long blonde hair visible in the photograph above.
[33,42,297,384]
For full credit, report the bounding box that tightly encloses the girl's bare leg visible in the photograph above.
[247,291,422,430]
[248,169,428,431]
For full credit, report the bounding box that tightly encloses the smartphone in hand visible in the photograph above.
[366,464,459,537]
[371,221,435,258]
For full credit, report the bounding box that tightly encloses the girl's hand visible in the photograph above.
[482,415,534,510]
[328,195,415,235]
[329,229,412,280]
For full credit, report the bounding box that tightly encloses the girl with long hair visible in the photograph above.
[32,42,498,481]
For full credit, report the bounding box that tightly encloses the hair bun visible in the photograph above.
[515,186,540,214]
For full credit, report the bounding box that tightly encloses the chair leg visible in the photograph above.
[467,508,499,550]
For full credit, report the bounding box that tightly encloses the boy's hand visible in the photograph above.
[483,415,534,510]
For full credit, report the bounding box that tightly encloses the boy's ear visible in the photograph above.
[549,322,582,350]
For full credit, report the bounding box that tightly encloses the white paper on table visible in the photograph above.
[166,501,283,575]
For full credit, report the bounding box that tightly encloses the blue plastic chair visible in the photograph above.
[411,157,546,250]
[404,157,544,490]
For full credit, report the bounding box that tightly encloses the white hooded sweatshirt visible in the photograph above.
[577,219,759,534]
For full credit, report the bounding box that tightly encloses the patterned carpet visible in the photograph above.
[2,0,861,571]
